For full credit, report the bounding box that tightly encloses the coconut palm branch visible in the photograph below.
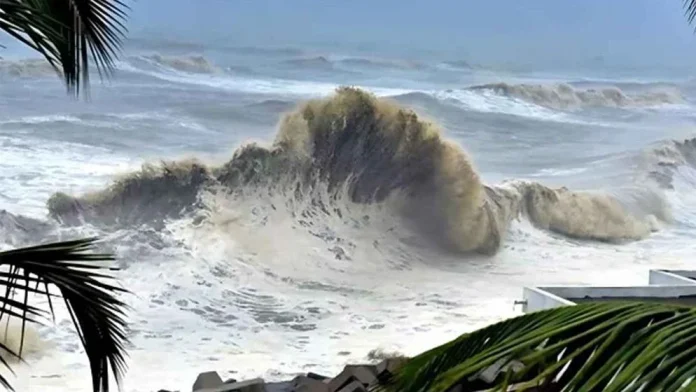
[686,0,696,26]
[0,0,129,96]
[0,237,128,392]
[376,301,696,392]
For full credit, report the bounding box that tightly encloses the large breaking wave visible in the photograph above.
[47,88,661,254]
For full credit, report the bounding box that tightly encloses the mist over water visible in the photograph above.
[2,6,696,389]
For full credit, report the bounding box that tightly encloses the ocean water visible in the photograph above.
[1,38,696,392]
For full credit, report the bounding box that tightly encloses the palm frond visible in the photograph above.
[0,0,129,96]
[376,302,696,392]
[0,237,129,392]
[686,0,696,26]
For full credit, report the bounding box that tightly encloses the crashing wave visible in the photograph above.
[643,137,696,190]
[468,82,684,109]
[48,88,659,254]
[0,210,54,246]
[138,54,221,74]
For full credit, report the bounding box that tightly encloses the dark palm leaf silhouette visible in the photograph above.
[0,1,130,390]
[0,0,128,96]
[0,238,129,392]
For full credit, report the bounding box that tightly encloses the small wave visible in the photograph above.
[48,88,659,255]
[337,57,424,71]
[441,60,473,70]
[244,99,296,113]
[283,56,334,70]
[280,56,424,71]
[0,114,83,126]
[430,89,570,122]
[225,45,305,57]
[0,59,58,78]
[468,82,685,110]
[390,91,445,107]
[135,54,221,74]
[116,59,411,98]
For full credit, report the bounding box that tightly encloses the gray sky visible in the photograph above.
[127,0,696,69]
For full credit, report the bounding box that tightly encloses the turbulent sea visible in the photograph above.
[2,40,696,391]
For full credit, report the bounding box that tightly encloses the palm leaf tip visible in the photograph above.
[379,302,696,392]
[0,0,130,97]
[685,0,696,27]
[0,238,130,392]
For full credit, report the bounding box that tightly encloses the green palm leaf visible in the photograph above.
[376,302,696,392]
[0,237,129,392]
[0,0,128,96]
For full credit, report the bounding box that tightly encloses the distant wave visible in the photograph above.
[282,56,334,70]
[468,82,685,109]
[244,99,296,113]
[391,89,571,123]
[136,54,222,74]
[127,37,304,57]
[336,57,425,70]
[0,54,226,79]
[48,88,659,255]
[224,45,305,57]
[441,60,473,70]
[279,55,425,71]
[0,59,58,78]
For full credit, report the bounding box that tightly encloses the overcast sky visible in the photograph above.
[127,0,696,68]
[1,1,694,70]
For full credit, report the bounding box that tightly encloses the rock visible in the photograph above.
[206,378,265,392]
[193,371,224,391]
[265,381,293,392]
[292,375,329,392]
[375,357,408,383]
[336,381,366,392]
[326,365,377,392]
[306,372,329,381]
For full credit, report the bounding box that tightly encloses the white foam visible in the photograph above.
[433,89,570,121]
[0,134,138,217]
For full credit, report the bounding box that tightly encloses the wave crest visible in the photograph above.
[468,82,684,109]
[48,88,659,254]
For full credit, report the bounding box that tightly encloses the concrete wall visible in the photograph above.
[521,269,696,313]
[522,287,575,313]
[649,270,696,285]
[544,285,696,300]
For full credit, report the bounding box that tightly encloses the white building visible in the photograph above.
[520,269,696,313]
